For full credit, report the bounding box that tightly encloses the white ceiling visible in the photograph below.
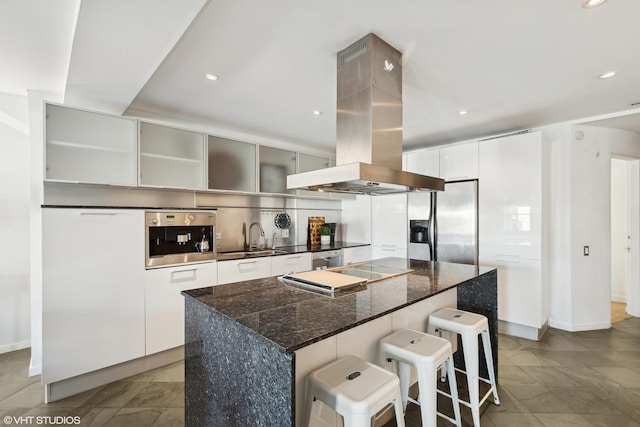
[3,0,640,151]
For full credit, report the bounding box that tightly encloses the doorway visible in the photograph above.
[610,157,640,320]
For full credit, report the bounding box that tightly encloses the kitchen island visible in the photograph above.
[182,258,497,426]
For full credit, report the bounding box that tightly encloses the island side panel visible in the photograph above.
[184,298,295,427]
[456,269,498,382]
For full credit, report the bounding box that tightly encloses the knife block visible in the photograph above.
[307,216,325,246]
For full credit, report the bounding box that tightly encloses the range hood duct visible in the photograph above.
[287,33,444,195]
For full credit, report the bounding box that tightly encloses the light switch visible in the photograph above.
[216,232,222,240]
[281,229,289,238]
[583,246,589,256]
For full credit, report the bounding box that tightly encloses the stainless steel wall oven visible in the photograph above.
[145,211,216,268]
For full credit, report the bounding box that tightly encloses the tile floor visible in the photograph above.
[1,316,639,426]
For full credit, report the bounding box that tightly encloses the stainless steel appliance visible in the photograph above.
[311,249,343,270]
[408,179,478,265]
[145,211,216,268]
[287,33,444,195]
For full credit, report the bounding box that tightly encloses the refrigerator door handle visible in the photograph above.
[429,192,438,261]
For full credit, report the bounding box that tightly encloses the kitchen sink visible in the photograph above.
[217,249,289,260]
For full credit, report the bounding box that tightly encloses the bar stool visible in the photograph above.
[380,329,462,427]
[304,355,406,427]
[429,308,500,427]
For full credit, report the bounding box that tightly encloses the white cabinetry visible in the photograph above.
[479,132,542,259]
[145,262,218,355]
[139,122,205,189]
[42,209,145,384]
[371,194,407,259]
[271,252,312,276]
[217,257,272,285]
[479,131,544,330]
[342,246,371,265]
[439,142,478,181]
[404,149,439,177]
[45,104,137,186]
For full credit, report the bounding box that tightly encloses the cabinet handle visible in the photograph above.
[496,253,519,258]
[238,261,258,266]
[381,244,396,248]
[79,212,117,216]
[171,268,197,282]
[496,258,520,264]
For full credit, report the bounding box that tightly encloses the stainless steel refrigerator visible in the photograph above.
[408,179,478,265]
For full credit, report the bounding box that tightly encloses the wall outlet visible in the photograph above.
[281,229,289,238]
[216,232,222,240]
[583,245,589,256]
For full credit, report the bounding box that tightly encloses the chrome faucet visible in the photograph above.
[272,232,278,249]
[249,222,265,250]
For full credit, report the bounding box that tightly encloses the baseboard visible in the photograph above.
[0,339,30,355]
[29,364,41,377]
[498,320,548,341]
[45,346,184,402]
[611,295,628,303]
[548,319,611,332]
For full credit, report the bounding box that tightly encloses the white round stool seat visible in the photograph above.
[304,355,405,427]
[429,308,500,427]
[380,329,461,427]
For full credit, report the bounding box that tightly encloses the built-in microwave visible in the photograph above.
[145,211,217,269]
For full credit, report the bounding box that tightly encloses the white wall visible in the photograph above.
[340,195,371,243]
[546,124,640,331]
[0,93,31,353]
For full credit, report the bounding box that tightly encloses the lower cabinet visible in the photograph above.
[271,252,312,276]
[479,256,542,329]
[217,257,272,285]
[145,262,218,355]
[342,245,371,264]
[372,245,407,260]
[42,208,146,384]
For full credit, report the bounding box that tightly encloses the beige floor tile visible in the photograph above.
[152,408,184,427]
[101,408,163,427]
[485,412,545,426]
[0,381,44,408]
[123,383,184,409]
[592,366,640,388]
[151,363,184,383]
[532,413,592,426]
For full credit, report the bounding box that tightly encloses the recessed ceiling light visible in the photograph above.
[458,110,468,115]
[599,71,616,79]
[204,73,219,81]
[312,110,322,116]
[582,0,607,8]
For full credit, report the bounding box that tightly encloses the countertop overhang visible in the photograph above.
[183,258,496,352]
[215,241,369,261]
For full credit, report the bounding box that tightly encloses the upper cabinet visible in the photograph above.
[403,142,478,182]
[44,103,334,196]
[208,136,256,192]
[439,142,478,181]
[259,146,296,194]
[45,103,137,186]
[404,149,439,177]
[139,122,205,189]
[299,153,331,172]
[478,132,542,260]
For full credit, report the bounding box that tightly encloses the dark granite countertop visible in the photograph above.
[216,241,369,261]
[183,258,496,353]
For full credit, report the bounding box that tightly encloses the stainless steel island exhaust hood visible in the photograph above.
[287,33,444,195]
